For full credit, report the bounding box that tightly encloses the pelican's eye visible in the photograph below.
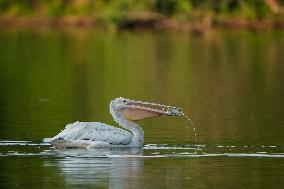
[123,100,126,103]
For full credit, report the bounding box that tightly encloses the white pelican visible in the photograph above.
[44,97,182,148]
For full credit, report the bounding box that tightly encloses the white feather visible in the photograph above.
[48,121,133,146]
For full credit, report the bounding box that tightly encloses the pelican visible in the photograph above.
[44,97,182,148]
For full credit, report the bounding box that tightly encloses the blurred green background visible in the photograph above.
[0,1,284,189]
[0,28,284,189]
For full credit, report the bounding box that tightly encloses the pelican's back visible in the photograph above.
[45,121,133,147]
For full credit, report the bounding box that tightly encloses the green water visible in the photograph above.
[0,29,283,188]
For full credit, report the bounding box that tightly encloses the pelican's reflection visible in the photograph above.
[45,148,144,188]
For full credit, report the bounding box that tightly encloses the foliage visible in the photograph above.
[0,0,282,26]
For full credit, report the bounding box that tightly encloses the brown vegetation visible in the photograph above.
[0,0,284,32]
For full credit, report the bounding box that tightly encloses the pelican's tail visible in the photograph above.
[43,138,53,143]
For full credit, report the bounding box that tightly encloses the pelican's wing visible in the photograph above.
[46,121,133,145]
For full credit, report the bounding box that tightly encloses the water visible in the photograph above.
[0,29,284,188]
[180,111,197,141]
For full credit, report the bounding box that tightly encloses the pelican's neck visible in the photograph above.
[110,106,144,146]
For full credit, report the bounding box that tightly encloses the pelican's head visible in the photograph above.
[110,97,182,121]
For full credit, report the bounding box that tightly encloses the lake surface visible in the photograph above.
[0,29,283,188]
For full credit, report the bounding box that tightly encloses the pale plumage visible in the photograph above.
[44,97,181,148]
[46,122,132,145]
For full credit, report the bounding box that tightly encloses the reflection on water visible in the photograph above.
[45,148,144,188]
[0,29,284,188]
[0,141,284,188]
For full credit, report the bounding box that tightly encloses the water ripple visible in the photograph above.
[0,140,283,158]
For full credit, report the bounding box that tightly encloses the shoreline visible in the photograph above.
[0,16,284,33]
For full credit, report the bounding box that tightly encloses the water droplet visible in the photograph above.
[181,111,197,141]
